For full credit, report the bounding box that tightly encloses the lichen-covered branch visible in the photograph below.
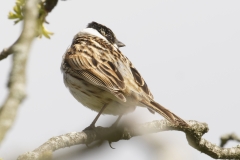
[17,120,240,160]
[0,0,39,142]
[220,133,240,147]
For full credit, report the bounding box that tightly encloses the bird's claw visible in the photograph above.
[108,141,115,149]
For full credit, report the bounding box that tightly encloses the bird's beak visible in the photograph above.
[115,39,125,47]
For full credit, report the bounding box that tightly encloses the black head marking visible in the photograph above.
[87,21,125,47]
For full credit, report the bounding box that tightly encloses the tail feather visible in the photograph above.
[146,101,189,127]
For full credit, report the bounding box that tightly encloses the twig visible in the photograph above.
[17,120,240,160]
[0,0,39,61]
[220,133,240,147]
[0,0,39,142]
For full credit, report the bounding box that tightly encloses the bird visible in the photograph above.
[61,21,189,128]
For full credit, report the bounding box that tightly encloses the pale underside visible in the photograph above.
[63,73,140,115]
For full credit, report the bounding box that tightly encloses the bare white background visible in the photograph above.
[1,0,240,159]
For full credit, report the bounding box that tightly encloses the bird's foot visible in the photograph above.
[83,124,97,147]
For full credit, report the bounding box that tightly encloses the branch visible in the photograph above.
[17,120,240,160]
[220,133,240,147]
[0,0,39,142]
[0,0,39,60]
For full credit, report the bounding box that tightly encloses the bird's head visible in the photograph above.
[85,21,125,48]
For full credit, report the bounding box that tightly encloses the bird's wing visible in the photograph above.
[129,66,153,99]
[128,65,155,113]
[64,45,126,102]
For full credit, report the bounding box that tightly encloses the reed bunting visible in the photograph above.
[61,21,188,128]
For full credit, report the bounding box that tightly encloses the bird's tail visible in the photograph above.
[144,101,189,127]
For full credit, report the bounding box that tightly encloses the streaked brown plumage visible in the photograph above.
[61,22,188,127]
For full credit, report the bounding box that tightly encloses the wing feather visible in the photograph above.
[64,45,126,102]
[130,67,153,99]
